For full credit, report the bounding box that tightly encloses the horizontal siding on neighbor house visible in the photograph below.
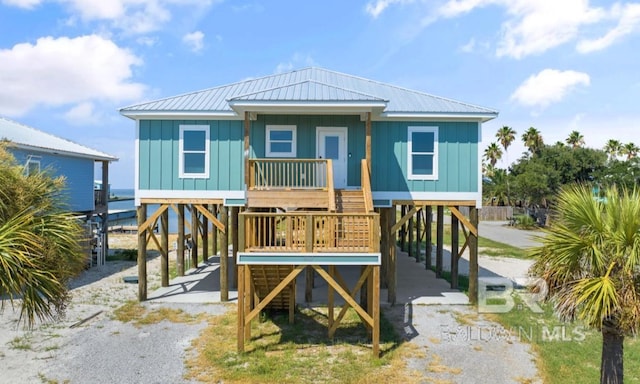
[251,115,365,187]
[138,120,244,191]
[371,121,479,193]
[11,148,95,212]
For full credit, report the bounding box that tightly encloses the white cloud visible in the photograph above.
[275,53,318,74]
[0,35,145,116]
[577,3,640,53]
[2,0,215,35]
[365,0,413,18]
[460,37,476,53]
[2,0,41,8]
[510,69,590,109]
[63,102,98,125]
[182,31,205,53]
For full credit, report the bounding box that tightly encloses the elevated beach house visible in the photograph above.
[120,67,498,355]
[0,117,118,265]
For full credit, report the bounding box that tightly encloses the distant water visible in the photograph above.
[109,189,189,233]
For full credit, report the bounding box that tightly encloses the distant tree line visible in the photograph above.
[483,126,640,208]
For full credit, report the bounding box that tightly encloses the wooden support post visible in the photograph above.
[365,111,372,169]
[137,204,147,301]
[328,265,335,332]
[408,207,414,258]
[191,205,199,269]
[245,265,252,340]
[202,211,209,262]
[232,206,239,289]
[469,207,479,305]
[220,205,229,301]
[360,265,368,310]
[388,207,397,305]
[415,208,422,263]
[425,206,432,269]
[400,205,407,252]
[450,206,459,289]
[305,215,314,303]
[379,208,389,288]
[212,205,218,258]
[237,264,245,353]
[160,208,169,287]
[177,204,185,277]
[372,265,380,357]
[436,206,444,278]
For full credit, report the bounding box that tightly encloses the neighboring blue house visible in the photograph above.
[0,117,118,265]
[121,67,498,355]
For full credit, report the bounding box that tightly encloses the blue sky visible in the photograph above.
[1,0,639,188]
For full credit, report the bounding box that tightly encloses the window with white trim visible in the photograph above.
[408,126,438,180]
[266,125,296,157]
[25,157,40,176]
[179,125,210,178]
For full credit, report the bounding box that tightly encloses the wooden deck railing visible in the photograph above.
[361,159,374,213]
[249,159,330,190]
[240,211,380,253]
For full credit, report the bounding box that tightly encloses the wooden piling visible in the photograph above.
[220,205,229,301]
[177,203,185,276]
[137,204,147,301]
[160,208,169,287]
[436,206,444,278]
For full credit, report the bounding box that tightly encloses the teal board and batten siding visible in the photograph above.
[10,148,95,213]
[371,121,479,193]
[138,120,244,191]
[250,115,365,187]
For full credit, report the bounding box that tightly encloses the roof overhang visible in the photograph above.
[228,100,388,116]
[11,142,118,162]
[120,110,239,120]
[379,112,498,123]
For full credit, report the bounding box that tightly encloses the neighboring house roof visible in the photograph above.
[0,117,118,162]
[120,67,498,121]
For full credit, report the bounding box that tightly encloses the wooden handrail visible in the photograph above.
[327,159,336,212]
[240,211,379,253]
[361,159,374,213]
[248,159,329,190]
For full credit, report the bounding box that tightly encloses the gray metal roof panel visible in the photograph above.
[120,67,498,115]
[0,117,118,161]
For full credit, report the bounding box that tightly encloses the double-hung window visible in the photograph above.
[266,125,296,157]
[179,125,210,178]
[408,126,438,180]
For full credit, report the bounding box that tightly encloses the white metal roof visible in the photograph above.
[120,67,498,121]
[0,117,118,161]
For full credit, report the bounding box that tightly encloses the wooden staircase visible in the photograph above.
[250,265,295,310]
[335,189,366,213]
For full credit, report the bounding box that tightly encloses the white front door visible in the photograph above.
[317,127,348,189]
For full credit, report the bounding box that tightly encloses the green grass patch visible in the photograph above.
[488,299,640,384]
[398,223,530,260]
[187,307,422,384]
[107,248,137,261]
[113,301,205,326]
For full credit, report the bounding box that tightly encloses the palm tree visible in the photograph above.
[496,126,516,156]
[621,142,639,160]
[522,127,544,155]
[483,142,503,167]
[566,130,585,148]
[0,143,85,327]
[530,185,640,384]
[604,139,622,161]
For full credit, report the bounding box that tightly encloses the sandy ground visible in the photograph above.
[0,233,540,384]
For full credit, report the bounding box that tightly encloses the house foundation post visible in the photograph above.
[160,208,169,287]
[469,207,479,305]
[191,205,199,269]
[232,206,239,289]
[137,204,147,301]
[177,203,185,276]
[388,206,397,305]
[436,206,444,278]
[425,206,432,270]
[450,206,459,289]
[220,205,229,301]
